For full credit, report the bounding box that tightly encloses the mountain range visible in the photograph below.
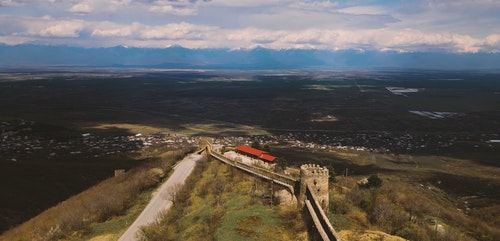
[1,44,499,70]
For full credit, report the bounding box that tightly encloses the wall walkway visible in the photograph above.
[201,142,341,241]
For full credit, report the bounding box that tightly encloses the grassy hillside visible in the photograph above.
[140,158,307,241]
[0,149,190,241]
[272,147,500,241]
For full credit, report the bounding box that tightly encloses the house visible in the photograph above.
[236,145,276,162]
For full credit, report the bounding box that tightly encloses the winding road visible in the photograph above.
[118,153,203,241]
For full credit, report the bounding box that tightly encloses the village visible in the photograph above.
[1,119,497,163]
[213,131,496,155]
[0,120,200,162]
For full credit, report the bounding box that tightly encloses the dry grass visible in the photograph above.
[332,175,500,241]
[339,230,406,241]
[86,123,173,135]
[0,149,190,241]
[141,158,307,241]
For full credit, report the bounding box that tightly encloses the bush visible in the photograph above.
[368,197,407,233]
[346,187,372,210]
[366,175,382,188]
[330,195,351,215]
[395,223,431,241]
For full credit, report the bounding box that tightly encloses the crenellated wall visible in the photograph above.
[201,142,340,241]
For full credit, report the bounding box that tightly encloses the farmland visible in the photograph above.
[0,69,499,239]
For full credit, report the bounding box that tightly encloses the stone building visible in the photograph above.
[299,164,329,213]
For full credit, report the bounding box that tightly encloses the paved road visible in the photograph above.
[118,153,203,241]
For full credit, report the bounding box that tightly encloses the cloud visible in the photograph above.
[484,34,500,52]
[288,1,339,12]
[486,34,500,46]
[91,21,140,37]
[37,20,86,37]
[146,0,204,16]
[0,0,20,6]
[0,1,498,53]
[336,6,387,15]
[210,0,288,7]
[1,0,59,6]
[1,15,86,38]
[0,35,31,45]
[65,0,134,15]
[391,0,500,37]
[168,26,487,52]
[0,14,495,52]
[68,3,93,15]
[139,22,216,40]
[149,5,197,16]
[0,0,36,6]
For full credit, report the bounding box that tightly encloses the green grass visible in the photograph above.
[216,194,284,241]
[328,214,350,231]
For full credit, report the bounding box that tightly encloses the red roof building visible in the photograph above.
[236,145,276,162]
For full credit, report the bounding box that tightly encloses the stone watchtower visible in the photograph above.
[299,164,329,213]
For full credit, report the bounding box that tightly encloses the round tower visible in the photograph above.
[299,164,329,212]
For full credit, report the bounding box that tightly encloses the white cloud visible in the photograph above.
[149,5,197,16]
[0,0,20,6]
[485,34,500,46]
[0,14,495,52]
[0,35,31,45]
[1,0,60,6]
[229,28,490,52]
[209,0,289,7]
[139,22,216,40]
[91,22,140,37]
[288,1,339,12]
[7,17,86,38]
[68,3,93,15]
[65,0,133,15]
[38,20,85,37]
[391,0,500,37]
[0,1,498,53]
[336,6,387,15]
[146,0,203,16]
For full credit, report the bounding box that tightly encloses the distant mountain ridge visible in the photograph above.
[1,44,499,69]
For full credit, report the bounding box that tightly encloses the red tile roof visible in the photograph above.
[260,153,277,162]
[236,145,276,162]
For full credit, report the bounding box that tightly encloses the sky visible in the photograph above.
[0,0,499,53]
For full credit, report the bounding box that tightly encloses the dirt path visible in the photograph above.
[118,153,203,241]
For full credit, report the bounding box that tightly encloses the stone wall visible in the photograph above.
[299,164,329,213]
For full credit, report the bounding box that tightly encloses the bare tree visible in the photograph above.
[165,183,183,205]
[214,178,225,206]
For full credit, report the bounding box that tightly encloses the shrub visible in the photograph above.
[345,208,370,228]
[346,187,372,210]
[368,197,407,233]
[395,223,431,241]
[366,175,382,188]
[330,195,351,215]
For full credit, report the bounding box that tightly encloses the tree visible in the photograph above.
[251,140,261,149]
[214,178,225,206]
[165,183,183,205]
[324,164,336,183]
[366,174,382,188]
[262,144,271,152]
[273,157,287,173]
